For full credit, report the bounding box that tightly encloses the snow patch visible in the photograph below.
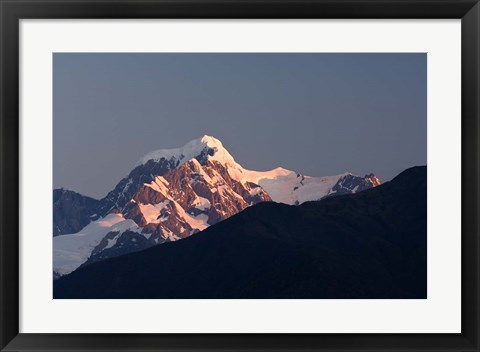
[192,196,211,211]
[145,176,170,195]
[105,233,121,249]
[138,200,171,224]
[53,213,141,276]
[169,199,209,231]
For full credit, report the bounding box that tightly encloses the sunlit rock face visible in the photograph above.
[121,156,271,246]
[96,158,178,217]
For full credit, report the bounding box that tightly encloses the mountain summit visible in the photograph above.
[53,136,381,277]
[139,135,238,168]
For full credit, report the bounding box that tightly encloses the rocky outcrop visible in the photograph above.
[53,189,101,236]
[97,158,178,217]
[82,230,155,267]
[120,157,271,244]
[327,173,382,198]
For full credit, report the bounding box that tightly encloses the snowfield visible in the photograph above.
[53,213,141,276]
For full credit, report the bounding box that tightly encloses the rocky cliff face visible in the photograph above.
[114,157,271,249]
[97,158,178,217]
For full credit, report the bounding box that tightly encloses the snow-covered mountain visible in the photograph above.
[53,135,381,277]
[244,168,380,205]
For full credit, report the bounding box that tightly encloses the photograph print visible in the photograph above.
[52,53,427,299]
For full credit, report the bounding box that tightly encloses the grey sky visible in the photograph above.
[53,53,426,199]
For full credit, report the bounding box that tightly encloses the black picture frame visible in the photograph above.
[1,0,479,351]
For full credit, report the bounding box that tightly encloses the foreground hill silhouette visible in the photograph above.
[54,166,426,299]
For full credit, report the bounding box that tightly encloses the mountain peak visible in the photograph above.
[199,134,220,145]
[139,135,238,168]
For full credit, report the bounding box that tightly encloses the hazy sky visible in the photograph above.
[53,53,426,199]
